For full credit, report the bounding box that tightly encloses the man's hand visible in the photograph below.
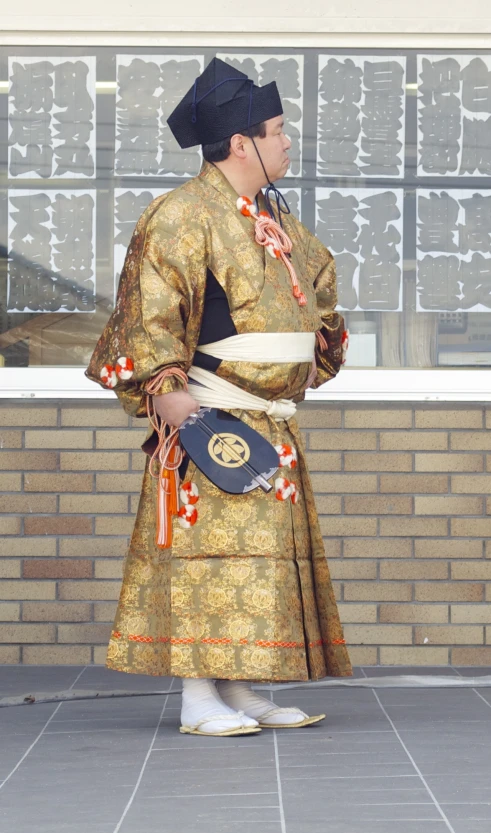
[152,391,199,427]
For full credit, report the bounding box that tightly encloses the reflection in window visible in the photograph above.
[1,47,491,371]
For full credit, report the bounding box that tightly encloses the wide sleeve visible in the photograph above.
[86,197,208,416]
[307,233,347,389]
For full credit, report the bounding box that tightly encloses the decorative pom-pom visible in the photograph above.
[177,504,198,528]
[180,481,199,505]
[100,364,117,389]
[115,356,134,381]
[275,444,297,469]
[275,476,292,501]
[237,195,253,216]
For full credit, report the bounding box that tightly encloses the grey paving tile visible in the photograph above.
[424,773,491,805]
[271,688,385,710]
[122,796,281,824]
[3,826,116,833]
[276,732,397,756]
[377,687,476,701]
[453,666,491,677]
[0,665,85,697]
[377,688,491,709]
[280,761,415,779]
[0,708,159,829]
[195,803,280,823]
[284,777,427,801]
[291,689,489,741]
[77,666,175,692]
[399,717,491,736]
[119,791,281,832]
[135,791,280,808]
[278,745,407,767]
[266,694,390,734]
[283,792,442,823]
[121,821,281,833]
[0,702,59,738]
[399,731,491,754]
[272,686,376,702]
[137,764,278,798]
[286,823,447,833]
[474,688,491,707]
[417,759,491,778]
[48,693,169,722]
[442,804,491,822]
[149,745,275,771]
[450,820,491,833]
[362,666,460,678]
[277,714,390,733]
[0,789,129,829]
[45,718,165,734]
[277,731,400,751]
[379,712,491,730]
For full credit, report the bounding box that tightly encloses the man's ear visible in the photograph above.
[229,133,247,159]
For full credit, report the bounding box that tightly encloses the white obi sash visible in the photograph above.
[187,332,316,422]
[196,332,316,363]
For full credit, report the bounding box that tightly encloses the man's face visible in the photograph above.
[249,115,291,184]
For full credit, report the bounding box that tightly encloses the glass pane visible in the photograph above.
[1,47,491,371]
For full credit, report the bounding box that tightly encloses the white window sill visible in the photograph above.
[1,367,490,401]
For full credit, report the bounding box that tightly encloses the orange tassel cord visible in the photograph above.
[145,368,189,549]
[237,196,307,306]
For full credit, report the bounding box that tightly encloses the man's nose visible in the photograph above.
[284,134,292,151]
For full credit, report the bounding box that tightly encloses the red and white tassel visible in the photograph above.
[290,482,298,504]
[341,330,349,364]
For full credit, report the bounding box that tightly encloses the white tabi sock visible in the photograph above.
[217,680,308,726]
[180,678,259,735]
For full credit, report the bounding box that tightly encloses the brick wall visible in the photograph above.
[1,400,490,668]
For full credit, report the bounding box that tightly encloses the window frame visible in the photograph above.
[1,366,490,401]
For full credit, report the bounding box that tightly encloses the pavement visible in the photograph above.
[1,665,491,833]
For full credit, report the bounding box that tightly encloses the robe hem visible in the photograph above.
[105,659,352,682]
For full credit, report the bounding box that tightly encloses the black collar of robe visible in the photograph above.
[167,57,283,149]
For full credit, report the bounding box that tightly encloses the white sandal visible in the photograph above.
[256,707,326,729]
[180,710,262,737]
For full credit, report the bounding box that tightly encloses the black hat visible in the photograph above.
[167,57,283,149]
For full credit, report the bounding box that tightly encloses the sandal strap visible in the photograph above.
[256,707,308,722]
[188,710,246,731]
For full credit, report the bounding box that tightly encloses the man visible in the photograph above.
[87,57,352,738]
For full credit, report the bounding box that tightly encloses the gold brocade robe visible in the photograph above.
[86,161,352,681]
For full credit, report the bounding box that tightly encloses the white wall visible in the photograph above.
[2,0,491,45]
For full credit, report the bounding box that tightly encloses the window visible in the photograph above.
[1,47,491,398]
